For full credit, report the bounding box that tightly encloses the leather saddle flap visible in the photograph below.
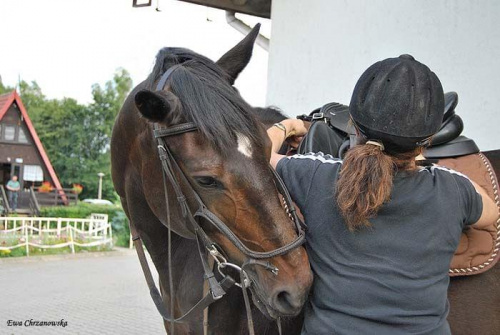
[322,102,352,134]
[425,136,480,159]
[438,154,500,276]
[297,121,346,157]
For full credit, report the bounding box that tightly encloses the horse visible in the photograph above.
[111,26,312,335]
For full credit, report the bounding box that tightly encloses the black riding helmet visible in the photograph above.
[349,54,444,152]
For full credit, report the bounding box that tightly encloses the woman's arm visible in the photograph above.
[267,119,308,168]
[470,180,498,228]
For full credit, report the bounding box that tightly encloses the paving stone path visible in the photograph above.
[0,249,166,335]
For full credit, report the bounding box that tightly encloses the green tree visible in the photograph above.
[14,69,132,201]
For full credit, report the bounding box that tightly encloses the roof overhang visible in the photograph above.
[158,0,271,18]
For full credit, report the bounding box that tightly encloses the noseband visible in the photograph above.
[130,64,306,335]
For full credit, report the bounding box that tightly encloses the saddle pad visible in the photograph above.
[437,153,500,276]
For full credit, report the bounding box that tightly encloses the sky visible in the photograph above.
[0,0,271,106]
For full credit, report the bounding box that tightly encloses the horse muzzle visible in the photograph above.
[243,250,313,318]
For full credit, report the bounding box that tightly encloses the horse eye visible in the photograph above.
[194,176,220,188]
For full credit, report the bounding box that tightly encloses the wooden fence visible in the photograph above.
[0,214,111,256]
[31,187,78,207]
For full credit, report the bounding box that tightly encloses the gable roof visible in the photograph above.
[0,91,63,191]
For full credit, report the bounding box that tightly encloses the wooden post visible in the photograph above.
[109,219,113,248]
[68,225,75,254]
[57,218,62,236]
[89,217,94,237]
[25,221,29,257]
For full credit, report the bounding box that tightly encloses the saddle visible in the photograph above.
[297,92,480,158]
[297,92,500,276]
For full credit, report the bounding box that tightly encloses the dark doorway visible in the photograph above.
[0,163,12,185]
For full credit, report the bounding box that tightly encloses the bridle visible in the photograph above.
[129,63,306,335]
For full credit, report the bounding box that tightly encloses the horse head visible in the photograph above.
[114,26,312,320]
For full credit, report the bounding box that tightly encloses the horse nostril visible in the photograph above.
[274,290,303,315]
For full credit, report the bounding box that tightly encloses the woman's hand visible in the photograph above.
[283,119,308,137]
[268,119,308,168]
[282,119,308,149]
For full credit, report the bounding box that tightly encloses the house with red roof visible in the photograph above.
[0,91,64,211]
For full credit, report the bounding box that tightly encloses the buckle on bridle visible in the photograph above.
[207,245,227,265]
[157,145,168,160]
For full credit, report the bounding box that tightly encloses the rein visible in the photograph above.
[130,64,306,335]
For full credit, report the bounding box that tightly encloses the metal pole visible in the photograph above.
[97,172,104,200]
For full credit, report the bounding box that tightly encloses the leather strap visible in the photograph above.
[154,123,198,138]
[203,256,215,335]
[156,64,183,91]
[130,223,235,324]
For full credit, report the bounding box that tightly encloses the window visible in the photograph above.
[18,127,29,143]
[4,125,15,141]
[23,165,44,182]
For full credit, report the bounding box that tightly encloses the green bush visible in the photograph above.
[110,211,130,247]
[39,202,130,247]
[39,202,120,220]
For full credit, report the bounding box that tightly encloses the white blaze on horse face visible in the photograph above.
[236,133,253,158]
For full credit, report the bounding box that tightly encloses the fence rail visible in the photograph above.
[0,185,11,214]
[0,214,112,256]
[31,187,78,206]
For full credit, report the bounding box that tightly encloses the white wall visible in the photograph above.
[267,0,500,151]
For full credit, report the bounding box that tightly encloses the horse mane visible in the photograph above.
[252,106,287,128]
[147,47,262,154]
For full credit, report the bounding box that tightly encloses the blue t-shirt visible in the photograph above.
[277,153,482,335]
[7,180,20,191]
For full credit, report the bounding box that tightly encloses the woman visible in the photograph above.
[267,55,497,335]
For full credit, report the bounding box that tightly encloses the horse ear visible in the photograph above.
[216,23,261,85]
[135,89,180,123]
